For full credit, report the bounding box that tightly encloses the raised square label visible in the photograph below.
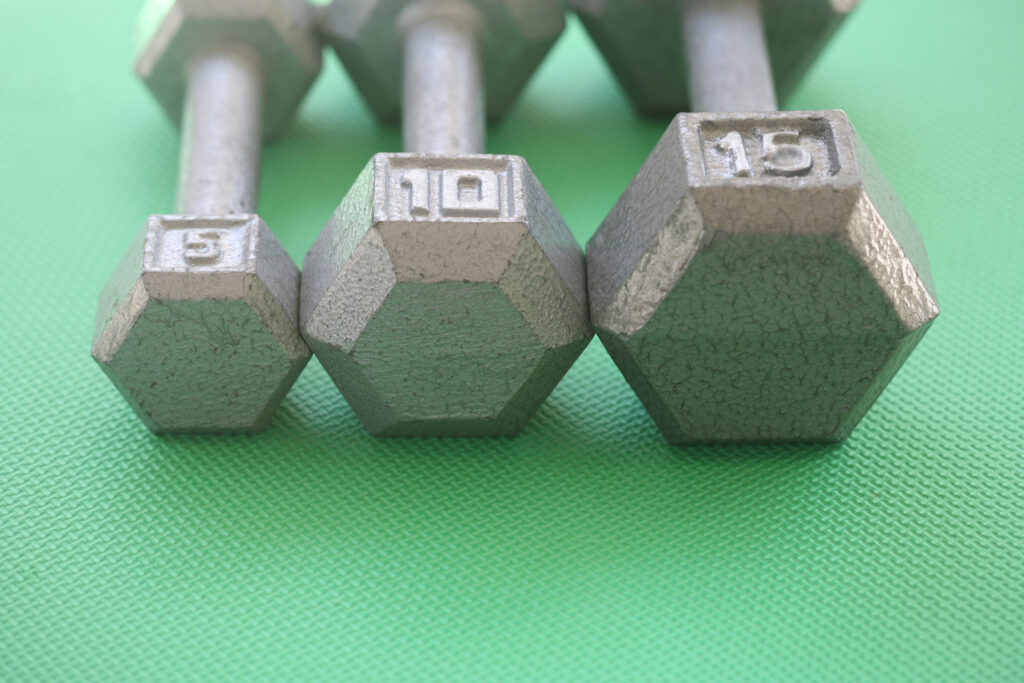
[699,116,841,181]
[439,169,501,217]
[381,157,518,221]
[148,217,255,271]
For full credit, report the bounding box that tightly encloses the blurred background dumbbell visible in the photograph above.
[575,0,940,443]
[572,0,853,117]
[302,0,592,437]
[91,0,321,433]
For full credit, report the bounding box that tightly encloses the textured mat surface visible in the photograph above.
[1,0,1022,679]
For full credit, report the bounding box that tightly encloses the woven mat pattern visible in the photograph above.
[1,0,1021,678]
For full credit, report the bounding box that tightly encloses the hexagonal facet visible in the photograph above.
[319,0,564,122]
[301,153,592,436]
[569,0,856,115]
[586,111,939,443]
[134,0,321,137]
[92,215,311,433]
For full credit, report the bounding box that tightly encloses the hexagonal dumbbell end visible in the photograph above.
[587,111,939,443]
[92,216,310,433]
[301,154,592,437]
[570,0,855,116]
[135,0,322,137]
[318,0,564,122]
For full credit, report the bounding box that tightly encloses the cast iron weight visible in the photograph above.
[580,0,939,443]
[302,0,592,437]
[91,0,321,432]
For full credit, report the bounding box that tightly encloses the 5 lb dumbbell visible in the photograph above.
[302,0,592,437]
[578,0,940,443]
[91,0,321,432]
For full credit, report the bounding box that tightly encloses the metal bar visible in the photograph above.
[176,43,263,215]
[680,0,778,112]
[401,2,485,155]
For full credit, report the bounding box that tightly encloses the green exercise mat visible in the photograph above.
[2,0,1022,679]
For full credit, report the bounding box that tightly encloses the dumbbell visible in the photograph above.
[302,0,592,437]
[577,0,940,443]
[90,0,321,433]
[572,0,856,118]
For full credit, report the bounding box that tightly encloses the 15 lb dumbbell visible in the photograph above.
[91,0,321,433]
[302,0,592,437]
[576,0,939,443]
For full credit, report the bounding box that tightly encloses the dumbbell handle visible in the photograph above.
[680,0,778,112]
[401,1,485,155]
[176,43,263,215]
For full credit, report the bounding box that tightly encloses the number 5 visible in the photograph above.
[183,230,223,265]
[761,130,813,176]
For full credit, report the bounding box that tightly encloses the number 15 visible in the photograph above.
[716,130,814,177]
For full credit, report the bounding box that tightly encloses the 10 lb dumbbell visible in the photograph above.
[301,0,592,436]
[91,0,321,432]
[577,0,940,443]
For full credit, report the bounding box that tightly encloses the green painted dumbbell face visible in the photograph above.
[587,111,938,443]
[301,154,591,437]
